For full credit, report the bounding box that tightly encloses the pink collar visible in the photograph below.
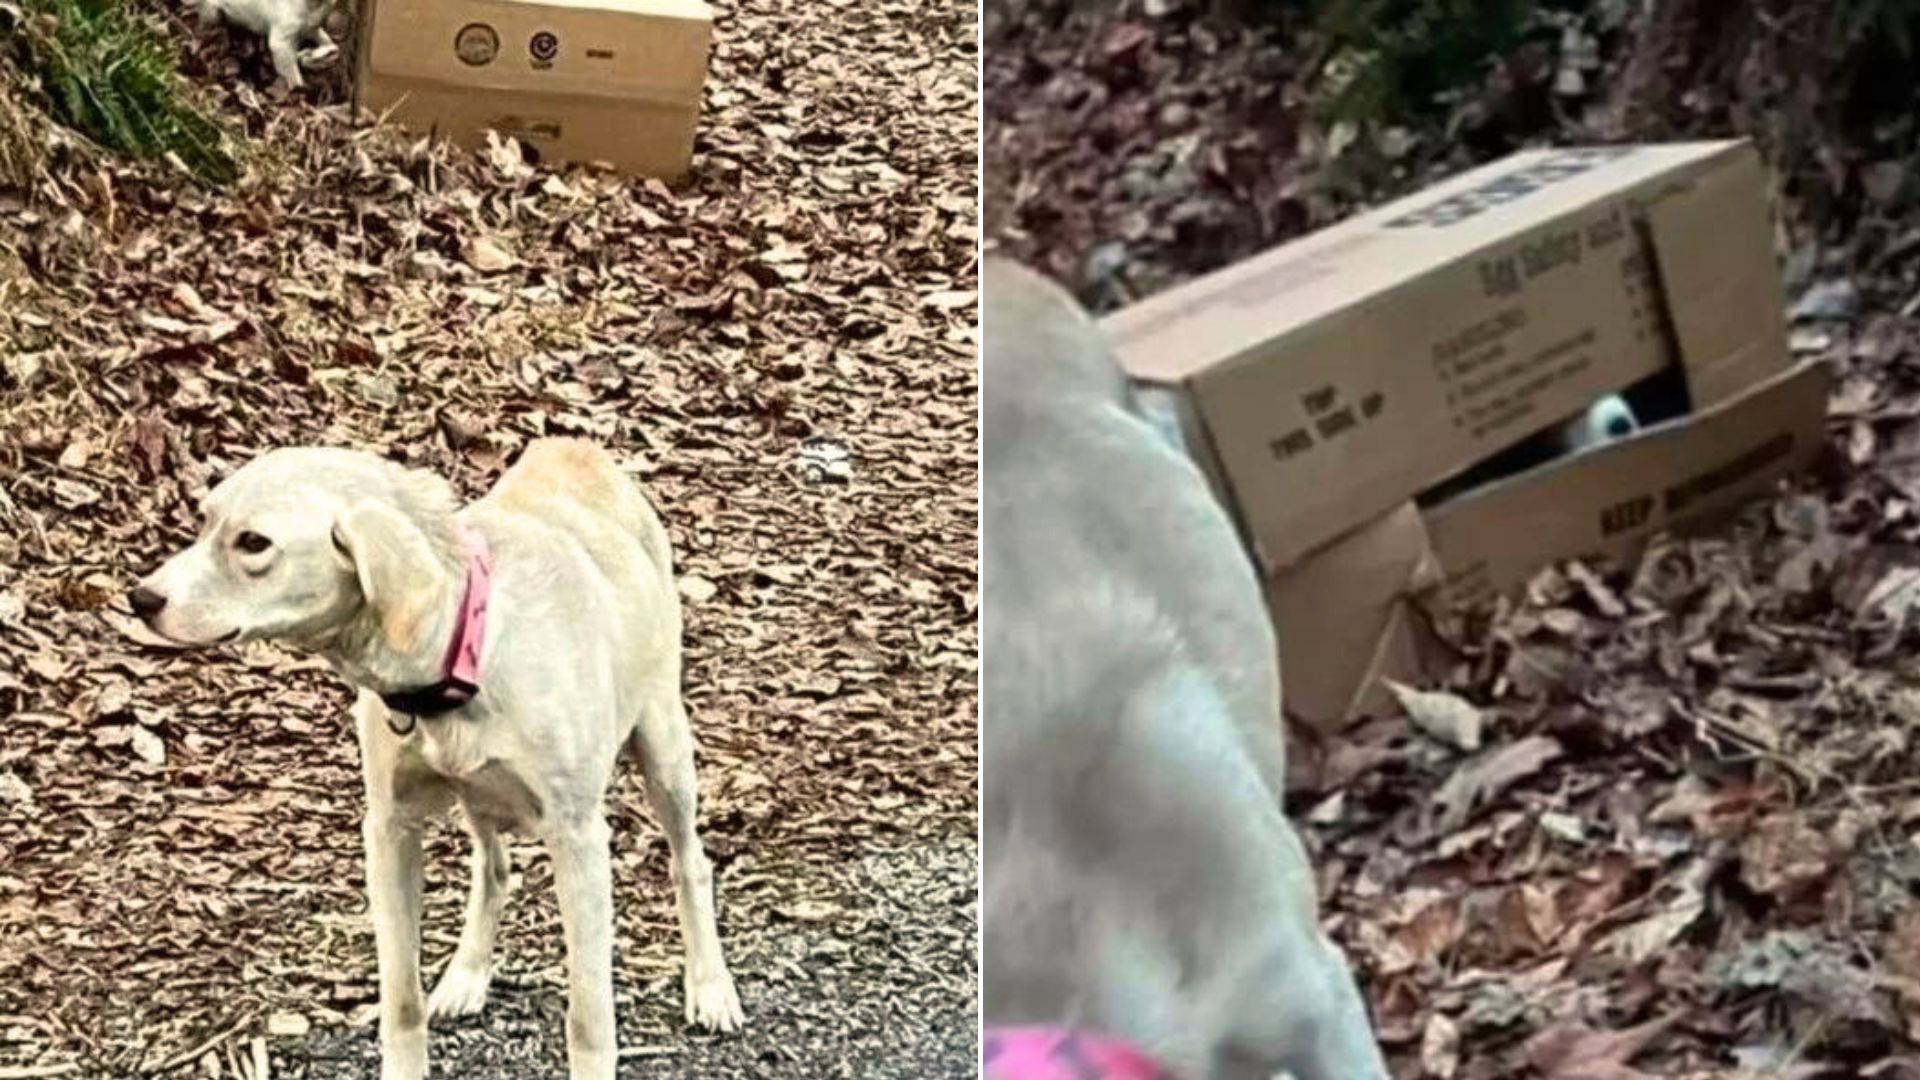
[445,525,493,688]
[984,1026,1174,1080]
[377,525,493,721]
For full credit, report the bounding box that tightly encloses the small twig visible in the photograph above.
[139,1016,251,1075]
[1762,1013,1828,1077]
[0,1064,83,1079]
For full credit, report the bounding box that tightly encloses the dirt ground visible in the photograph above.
[989,2,1920,1078]
[0,0,978,1076]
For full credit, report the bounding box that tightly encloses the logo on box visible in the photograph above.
[454,22,499,67]
[529,30,559,67]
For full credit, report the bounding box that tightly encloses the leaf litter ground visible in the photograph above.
[0,0,978,1076]
[990,1,1920,1077]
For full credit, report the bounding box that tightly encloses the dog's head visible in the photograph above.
[130,447,459,651]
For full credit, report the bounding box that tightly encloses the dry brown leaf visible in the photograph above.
[1526,1013,1680,1080]
[1431,734,1563,832]
[129,726,166,767]
[1385,679,1484,751]
[1739,813,1837,899]
[1420,1012,1460,1079]
[462,236,519,273]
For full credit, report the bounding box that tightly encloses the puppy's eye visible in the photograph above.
[234,531,272,555]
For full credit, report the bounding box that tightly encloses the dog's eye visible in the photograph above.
[234,531,273,555]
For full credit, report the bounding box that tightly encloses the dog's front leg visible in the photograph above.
[364,812,428,1080]
[267,24,304,88]
[550,812,617,1080]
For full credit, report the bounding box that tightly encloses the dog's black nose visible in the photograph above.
[128,586,167,619]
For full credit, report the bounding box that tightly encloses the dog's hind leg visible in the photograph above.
[428,811,511,1018]
[634,693,744,1032]
[550,810,617,1080]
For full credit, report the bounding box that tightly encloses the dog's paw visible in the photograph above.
[684,968,743,1033]
[427,963,491,1019]
[298,42,339,67]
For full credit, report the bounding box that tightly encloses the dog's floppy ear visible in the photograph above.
[332,500,448,650]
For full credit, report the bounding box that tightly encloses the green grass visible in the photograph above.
[8,0,238,185]
[1312,0,1537,126]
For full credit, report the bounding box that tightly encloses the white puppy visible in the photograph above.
[982,258,1388,1080]
[196,0,336,89]
[1554,392,1639,453]
[1423,391,1643,506]
[132,440,743,1080]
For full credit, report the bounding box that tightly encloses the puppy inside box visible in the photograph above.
[1417,364,1694,509]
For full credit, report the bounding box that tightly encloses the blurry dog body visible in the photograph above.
[982,259,1387,1080]
[133,440,742,1080]
[197,0,335,88]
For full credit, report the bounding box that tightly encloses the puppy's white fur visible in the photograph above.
[197,0,334,89]
[136,440,743,1080]
[982,258,1387,1080]
[1555,392,1639,453]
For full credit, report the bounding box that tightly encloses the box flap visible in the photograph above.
[1427,358,1830,604]
[1642,145,1791,407]
[1268,360,1827,735]
[1268,502,1441,731]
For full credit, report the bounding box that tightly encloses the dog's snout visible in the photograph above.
[128,586,168,619]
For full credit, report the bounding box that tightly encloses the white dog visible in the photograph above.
[131,439,743,1080]
[982,258,1388,1080]
[195,0,336,89]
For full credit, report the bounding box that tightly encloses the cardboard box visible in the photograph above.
[1106,141,1830,732]
[356,0,711,177]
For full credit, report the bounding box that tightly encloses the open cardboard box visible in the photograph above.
[355,0,712,178]
[1105,140,1831,735]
